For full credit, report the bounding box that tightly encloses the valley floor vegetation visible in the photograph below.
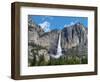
[28,43,88,66]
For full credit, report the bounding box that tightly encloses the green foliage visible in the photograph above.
[30,55,36,66]
[47,55,81,65]
[38,55,48,66]
[28,43,88,66]
[29,55,88,66]
[29,42,48,66]
[81,56,88,64]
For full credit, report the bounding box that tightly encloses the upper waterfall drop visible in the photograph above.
[57,32,62,57]
[51,32,63,58]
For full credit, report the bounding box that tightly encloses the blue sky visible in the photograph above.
[29,15,88,32]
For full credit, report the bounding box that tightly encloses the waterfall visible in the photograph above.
[56,32,62,57]
[51,32,63,58]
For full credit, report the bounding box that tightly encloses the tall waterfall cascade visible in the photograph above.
[51,32,63,58]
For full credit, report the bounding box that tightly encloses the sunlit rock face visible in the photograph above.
[61,22,87,54]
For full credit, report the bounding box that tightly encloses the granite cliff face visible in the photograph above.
[28,20,59,65]
[61,22,87,55]
[28,23,59,53]
[28,19,88,66]
[39,30,59,54]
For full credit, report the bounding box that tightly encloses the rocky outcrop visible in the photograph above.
[28,20,44,44]
[61,22,87,54]
[39,30,59,54]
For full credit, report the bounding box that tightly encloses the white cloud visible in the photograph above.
[39,21,51,32]
[64,20,79,27]
[70,22,75,25]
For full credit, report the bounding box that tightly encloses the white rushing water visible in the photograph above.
[51,32,63,58]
